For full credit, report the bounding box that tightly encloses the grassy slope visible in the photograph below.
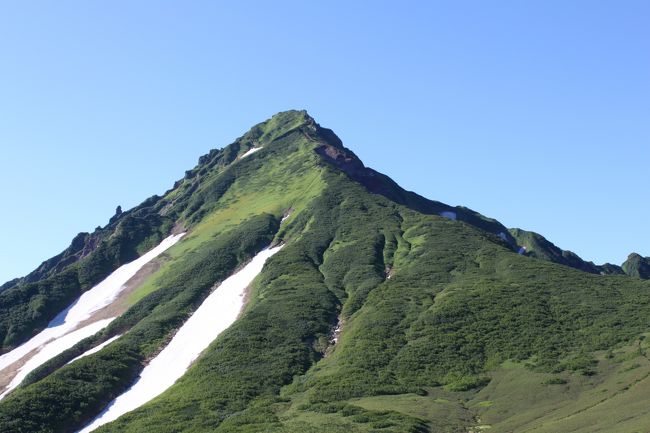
[0,214,280,433]
[0,112,333,433]
[469,342,650,433]
[3,111,650,433]
[259,181,650,433]
[0,110,314,354]
[128,130,325,305]
[98,171,650,432]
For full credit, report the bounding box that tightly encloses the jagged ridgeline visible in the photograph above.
[1,110,650,433]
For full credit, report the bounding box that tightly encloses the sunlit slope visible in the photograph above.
[0,109,514,357]
[80,246,284,433]
[1,110,650,433]
[0,111,333,432]
[96,169,650,433]
[0,233,184,400]
[0,110,323,356]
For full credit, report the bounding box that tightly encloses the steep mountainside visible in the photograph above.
[1,110,649,433]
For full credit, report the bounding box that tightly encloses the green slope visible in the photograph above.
[1,110,650,433]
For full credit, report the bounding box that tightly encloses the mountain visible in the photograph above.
[622,253,650,279]
[508,228,650,279]
[1,110,650,433]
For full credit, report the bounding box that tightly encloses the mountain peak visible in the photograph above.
[623,253,650,279]
[269,108,313,123]
[3,111,650,433]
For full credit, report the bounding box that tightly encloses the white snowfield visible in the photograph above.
[439,211,457,220]
[240,147,262,158]
[0,233,184,400]
[79,245,283,433]
[0,318,115,399]
[67,334,122,365]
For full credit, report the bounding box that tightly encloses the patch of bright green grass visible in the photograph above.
[350,393,472,433]
[127,140,326,305]
[468,343,650,433]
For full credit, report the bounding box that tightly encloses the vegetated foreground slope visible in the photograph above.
[79,245,284,433]
[0,110,649,433]
[0,233,184,400]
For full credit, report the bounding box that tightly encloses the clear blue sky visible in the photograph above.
[0,1,648,283]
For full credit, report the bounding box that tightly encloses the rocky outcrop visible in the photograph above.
[622,253,650,279]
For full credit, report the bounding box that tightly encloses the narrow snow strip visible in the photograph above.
[440,211,457,220]
[240,147,262,158]
[0,233,185,399]
[498,232,508,242]
[79,245,283,433]
[330,318,343,344]
[0,318,115,399]
[67,335,122,365]
[64,233,186,323]
[281,213,291,223]
[0,233,184,373]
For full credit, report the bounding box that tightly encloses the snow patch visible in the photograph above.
[440,211,457,220]
[331,321,342,344]
[67,335,122,365]
[498,232,508,242]
[240,147,262,158]
[0,233,184,399]
[281,210,293,224]
[329,316,344,346]
[0,318,115,399]
[78,245,283,433]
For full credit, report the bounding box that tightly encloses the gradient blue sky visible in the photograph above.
[1,1,648,283]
